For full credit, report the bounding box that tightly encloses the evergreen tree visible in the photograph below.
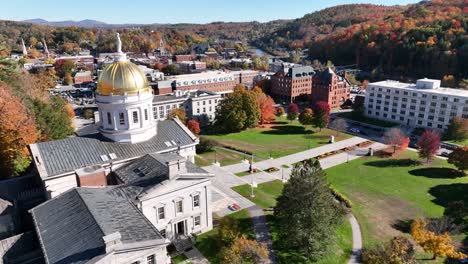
[274,159,345,261]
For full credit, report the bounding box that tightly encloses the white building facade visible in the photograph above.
[365,79,468,130]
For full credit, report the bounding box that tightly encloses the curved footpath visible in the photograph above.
[347,213,363,264]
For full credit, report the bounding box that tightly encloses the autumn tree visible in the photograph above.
[32,97,74,141]
[312,101,330,131]
[298,108,314,127]
[215,86,259,132]
[287,103,299,122]
[417,130,440,163]
[186,119,201,135]
[168,108,186,121]
[64,103,75,119]
[253,87,275,125]
[444,117,468,142]
[275,106,285,118]
[0,83,37,178]
[382,128,409,154]
[220,235,269,264]
[55,60,76,78]
[411,218,466,260]
[274,159,345,261]
[362,236,415,264]
[330,118,347,136]
[447,146,468,175]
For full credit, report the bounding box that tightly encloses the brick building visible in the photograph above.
[73,71,93,84]
[270,66,314,103]
[312,68,350,109]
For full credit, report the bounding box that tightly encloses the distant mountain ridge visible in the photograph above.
[23,18,109,27]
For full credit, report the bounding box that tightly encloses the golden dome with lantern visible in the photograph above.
[96,33,150,96]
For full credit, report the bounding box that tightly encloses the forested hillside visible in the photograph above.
[261,0,467,81]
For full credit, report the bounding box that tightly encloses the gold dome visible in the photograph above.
[97,61,150,96]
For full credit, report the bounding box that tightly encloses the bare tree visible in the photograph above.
[330,118,347,136]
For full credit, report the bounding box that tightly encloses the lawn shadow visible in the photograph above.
[269,121,288,125]
[365,159,421,168]
[409,168,465,179]
[429,183,468,208]
[261,125,308,135]
[392,219,412,234]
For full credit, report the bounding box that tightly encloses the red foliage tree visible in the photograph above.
[287,103,300,122]
[313,101,330,131]
[186,119,201,135]
[417,130,440,163]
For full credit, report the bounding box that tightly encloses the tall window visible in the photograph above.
[132,111,138,123]
[176,200,183,213]
[107,112,112,125]
[193,195,200,207]
[119,113,125,125]
[144,109,148,121]
[147,255,155,264]
[157,207,165,220]
[194,216,201,227]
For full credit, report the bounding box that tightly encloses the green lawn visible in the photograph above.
[338,111,398,128]
[195,147,255,167]
[232,180,353,263]
[205,117,351,159]
[195,209,254,264]
[172,254,188,264]
[325,150,468,251]
[445,138,468,146]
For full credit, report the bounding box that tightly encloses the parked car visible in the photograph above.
[440,151,450,157]
[348,127,360,133]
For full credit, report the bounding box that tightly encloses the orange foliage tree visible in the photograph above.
[65,103,75,119]
[410,218,466,260]
[0,83,37,178]
[253,87,275,125]
[220,235,269,264]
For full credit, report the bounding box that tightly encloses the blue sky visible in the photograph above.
[2,0,418,24]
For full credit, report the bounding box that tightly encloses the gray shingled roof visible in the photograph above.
[32,119,197,178]
[31,188,164,264]
[112,153,210,200]
[287,66,314,79]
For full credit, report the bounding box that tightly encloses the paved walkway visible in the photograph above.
[347,214,363,264]
[248,205,276,263]
[183,247,210,264]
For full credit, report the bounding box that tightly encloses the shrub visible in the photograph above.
[196,137,216,153]
[330,187,353,208]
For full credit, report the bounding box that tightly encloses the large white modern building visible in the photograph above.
[365,79,468,130]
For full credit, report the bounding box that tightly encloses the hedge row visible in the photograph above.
[330,187,353,208]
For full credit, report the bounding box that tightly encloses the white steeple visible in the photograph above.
[43,38,49,58]
[21,39,27,56]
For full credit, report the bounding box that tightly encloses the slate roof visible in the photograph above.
[30,187,164,264]
[112,153,210,200]
[30,119,197,178]
[287,65,314,79]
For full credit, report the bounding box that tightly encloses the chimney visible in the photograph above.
[167,158,187,180]
[75,165,107,187]
[103,232,122,253]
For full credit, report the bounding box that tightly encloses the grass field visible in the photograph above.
[324,150,468,252]
[445,138,468,146]
[338,111,398,128]
[232,180,353,263]
[195,209,254,264]
[205,117,351,159]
